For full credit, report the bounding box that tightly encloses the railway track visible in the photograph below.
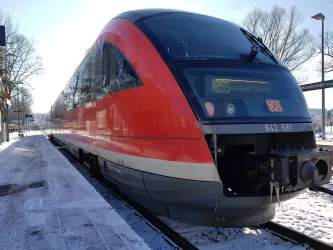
[50,137,333,250]
[262,222,333,250]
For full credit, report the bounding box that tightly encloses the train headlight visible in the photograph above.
[204,102,215,116]
[227,103,235,115]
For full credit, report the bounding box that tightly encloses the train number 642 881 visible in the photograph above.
[264,124,293,132]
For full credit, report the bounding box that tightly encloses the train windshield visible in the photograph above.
[139,12,284,66]
[171,62,311,123]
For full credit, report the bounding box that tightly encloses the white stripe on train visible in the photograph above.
[53,134,221,182]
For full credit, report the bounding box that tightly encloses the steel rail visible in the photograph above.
[263,222,333,250]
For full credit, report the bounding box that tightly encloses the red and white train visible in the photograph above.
[48,9,331,226]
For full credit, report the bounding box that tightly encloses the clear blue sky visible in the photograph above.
[1,0,333,113]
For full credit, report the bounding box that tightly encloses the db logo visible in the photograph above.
[266,99,283,112]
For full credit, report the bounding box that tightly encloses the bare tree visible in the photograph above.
[294,75,309,85]
[316,30,333,74]
[8,86,33,123]
[327,110,332,126]
[242,5,316,72]
[0,9,43,97]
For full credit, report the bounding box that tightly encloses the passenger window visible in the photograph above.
[71,75,80,109]
[80,57,92,105]
[94,43,142,99]
[114,47,141,91]
[94,43,112,100]
[95,43,111,99]
[93,44,102,100]
[60,92,64,119]
[64,87,71,112]
[102,44,111,89]
[63,91,67,113]
[65,84,73,112]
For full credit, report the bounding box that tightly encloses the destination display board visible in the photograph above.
[206,77,271,97]
[300,80,333,92]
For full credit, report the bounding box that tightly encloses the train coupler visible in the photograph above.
[267,149,332,203]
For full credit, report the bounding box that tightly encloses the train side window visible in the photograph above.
[94,43,142,98]
[114,47,142,92]
[64,86,71,112]
[102,44,111,89]
[70,74,80,110]
[63,91,67,114]
[94,44,103,100]
[80,56,92,105]
[60,92,64,120]
[65,83,73,112]
[94,43,112,100]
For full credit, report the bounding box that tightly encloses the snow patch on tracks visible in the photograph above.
[158,216,306,249]
[274,180,333,246]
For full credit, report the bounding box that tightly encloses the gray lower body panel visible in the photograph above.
[98,157,169,217]
[143,172,303,227]
[98,157,304,227]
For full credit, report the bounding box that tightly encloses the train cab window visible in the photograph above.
[172,62,311,123]
[80,57,92,105]
[113,47,141,91]
[139,12,284,67]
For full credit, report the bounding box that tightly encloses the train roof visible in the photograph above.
[114,8,210,23]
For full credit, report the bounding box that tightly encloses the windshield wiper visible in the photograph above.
[172,32,189,58]
[246,45,259,63]
[240,28,278,65]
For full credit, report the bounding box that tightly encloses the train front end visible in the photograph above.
[133,11,332,226]
[173,60,332,225]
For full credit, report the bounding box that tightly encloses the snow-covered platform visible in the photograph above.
[0,132,151,250]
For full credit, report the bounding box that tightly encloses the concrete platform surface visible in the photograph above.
[0,133,151,250]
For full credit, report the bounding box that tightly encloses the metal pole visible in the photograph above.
[4,47,9,141]
[22,88,25,133]
[321,19,325,140]
[5,100,8,141]
[16,83,20,133]
[51,105,53,135]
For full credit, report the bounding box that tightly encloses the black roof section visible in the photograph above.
[114,8,210,23]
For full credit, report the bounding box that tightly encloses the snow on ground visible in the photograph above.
[316,129,333,145]
[316,138,333,146]
[157,216,309,250]
[274,180,333,245]
[0,132,153,250]
[0,132,20,152]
